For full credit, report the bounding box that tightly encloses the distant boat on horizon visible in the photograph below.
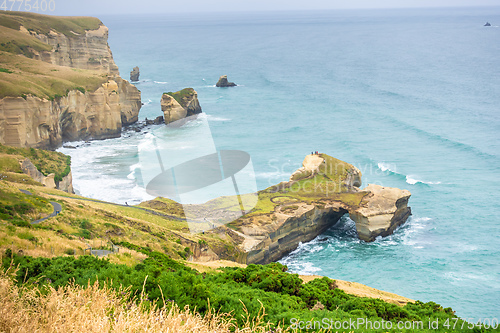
[484,22,491,26]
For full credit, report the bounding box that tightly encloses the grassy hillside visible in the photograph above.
[0,143,71,181]
[0,144,241,263]
[0,51,107,99]
[0,11,102,37]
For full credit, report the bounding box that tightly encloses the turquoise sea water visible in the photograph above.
[59,7,500,319]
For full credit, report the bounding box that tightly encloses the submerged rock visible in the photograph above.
[130,66,140,82]
[484,22,491,26]
[216,75,236,87]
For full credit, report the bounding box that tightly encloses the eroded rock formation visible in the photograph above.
[195,153,411,264]
[161,88,202,125]
[349,184,411,242]
[21,158,73,193]
[216,75,236,87]
[130,66,140,82]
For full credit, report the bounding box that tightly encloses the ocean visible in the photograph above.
[58,6,500,319]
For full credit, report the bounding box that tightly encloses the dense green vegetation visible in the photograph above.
[165,88,196,107]
[2,245,490,332]
[0,144,71,182]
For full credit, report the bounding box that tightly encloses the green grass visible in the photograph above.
[0,182,52,224]
[0,11,102,37]
[0,24,53,57]
[0,144,71,181]
[164,88,195,107]
[0,67,13,73]
[0,51,107,99]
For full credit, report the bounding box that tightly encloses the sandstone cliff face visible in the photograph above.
[21,24,119,75]
[161,89,202,125]
[349,184,411,242]
[243,202,349,264]
[20,157,73,193]
[0,78,141,149]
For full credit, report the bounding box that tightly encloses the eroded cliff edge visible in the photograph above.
[0,12,141,149]
[229,154,411,264]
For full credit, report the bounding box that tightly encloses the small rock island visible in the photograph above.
[216,75,237,87]
[130,66,140,82]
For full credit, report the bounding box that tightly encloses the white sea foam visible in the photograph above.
[206,115,231,121]
[154,81,168,84]
[377,162,397,173]
[406,175,442,185]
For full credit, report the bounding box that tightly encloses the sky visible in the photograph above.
[43,0,499,16]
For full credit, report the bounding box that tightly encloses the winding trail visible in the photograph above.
[19,189,62,224]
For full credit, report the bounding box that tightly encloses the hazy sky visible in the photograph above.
[47,0,498,16]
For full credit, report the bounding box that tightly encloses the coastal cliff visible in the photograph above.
[0,77,140,148]
[0,12,141,149]
[23,23,119,74]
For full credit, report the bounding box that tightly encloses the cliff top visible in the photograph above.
[0,11,102,38]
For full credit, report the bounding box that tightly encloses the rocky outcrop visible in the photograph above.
[0,78,141,149]
[349,184,411,242]
[130,66,140,82]
[213,154,411,264]
[21,24,119,75]
[216,75,236,87]
[20,158,73,193]
[161,88,202,125]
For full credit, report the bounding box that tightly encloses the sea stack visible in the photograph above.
[161,88,202,124]
[216,75,237,87]
[130,66,140,82]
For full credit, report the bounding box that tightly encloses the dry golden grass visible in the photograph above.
[0,51,107,99]
[0,268,291,333]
